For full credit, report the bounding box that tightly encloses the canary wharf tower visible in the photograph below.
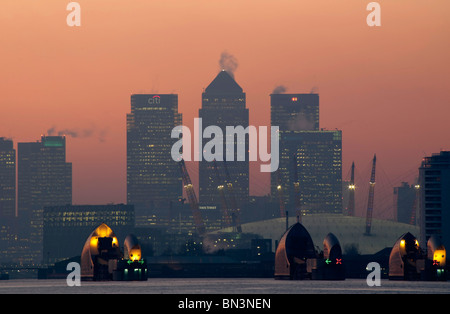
[198,70,249,208]
[127,94,182,217]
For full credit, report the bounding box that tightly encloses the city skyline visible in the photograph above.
[1,1,449,222]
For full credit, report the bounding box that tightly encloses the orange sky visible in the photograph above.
[1,0,449,219]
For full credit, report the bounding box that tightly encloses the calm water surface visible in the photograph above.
[0,278,449,294]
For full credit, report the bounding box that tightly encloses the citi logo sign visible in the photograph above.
[148,95,161,105]
[171,118,280,173]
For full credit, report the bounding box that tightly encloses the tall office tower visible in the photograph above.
[271,93,319,132]
[18,135,72,264]
[0,138,16,218]
[127,94,183,221]
[274,131,342,215]
[271,93,342,215]
[199,70,249,212]
[270,93,319,206]
[419,151,450,249]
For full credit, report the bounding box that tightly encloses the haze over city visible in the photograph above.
[1,0,449,221]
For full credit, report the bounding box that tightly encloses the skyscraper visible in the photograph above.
[18,135,72,264]
[0,138,16,218]
[419,151,450,249]
[270,93,320,205]
[274,130,342,215]
[127,94,182,220]
[270,93,319,132]
[270,93,342,216]
[198,70,249,209]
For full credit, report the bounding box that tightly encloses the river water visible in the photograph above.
[0,278,449,294]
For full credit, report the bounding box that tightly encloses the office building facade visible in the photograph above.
[419,151,450,249]
[18,135,72,264]
[270,93,319,132]
[127,94,183,219]
[273,130,343,215]
[43,204,134,263]
[270,92,342,215]
[0,138,16,218]
[198,70,249,210]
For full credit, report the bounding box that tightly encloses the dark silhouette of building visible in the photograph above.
[419,151,450,250]
[18,135,72,264]
[0,138,19,264]
[198,70,249,211]
[394,182,416,224]
[273,130,343,215]
[270,93,319,132]
[127,94,182,222]
[0,138,16,218]
[270,92,342,215]
[43,204,134,263]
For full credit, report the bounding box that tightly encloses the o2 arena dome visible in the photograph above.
[219,214,420,255]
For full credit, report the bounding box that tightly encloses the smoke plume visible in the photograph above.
[47,126,107,142]
[272,85,287,94]
[219,51,238,78]
[287,113,315,131]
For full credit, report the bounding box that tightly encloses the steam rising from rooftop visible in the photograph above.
[219,51,238,78]
[272,85,287,94]
[47,126,107,142]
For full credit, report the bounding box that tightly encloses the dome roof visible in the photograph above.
[218,214,420,255]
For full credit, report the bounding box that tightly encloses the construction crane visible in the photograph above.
[347,162,356,216]
[276,170,287,219]
[223,161,242,233]
[179,159,206,236]
[213,160,231,227]
[292,155,301,223]
[410,182,420,225]
[365,155,377,235]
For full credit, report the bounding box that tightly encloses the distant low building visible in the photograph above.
[43,204,134,263]
[394,182,416,224]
